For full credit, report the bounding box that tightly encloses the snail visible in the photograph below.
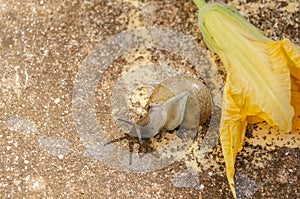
[117,75,212,144]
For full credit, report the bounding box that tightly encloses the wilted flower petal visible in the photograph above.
[193,0,300,198]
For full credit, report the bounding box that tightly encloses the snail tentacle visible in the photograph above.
[117,118,143,144]
[136,129,143,144]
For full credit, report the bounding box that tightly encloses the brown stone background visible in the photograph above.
[0,0,299,198]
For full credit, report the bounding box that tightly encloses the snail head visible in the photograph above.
[116,91,189,145]
[116,118,144,144]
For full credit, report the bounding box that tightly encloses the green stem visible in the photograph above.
[193,0,206,9]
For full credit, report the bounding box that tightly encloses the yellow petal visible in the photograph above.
[220,82,248,198]
[292,91,300,129]
[219,39,296,198]
[198,4,294,129]
[264,39,300,129]
[280,38,300,129]
[218,28,296,199]
[193,1,300,198]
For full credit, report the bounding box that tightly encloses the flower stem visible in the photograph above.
[193,0,206,9]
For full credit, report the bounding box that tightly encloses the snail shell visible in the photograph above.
[117,75,212,143]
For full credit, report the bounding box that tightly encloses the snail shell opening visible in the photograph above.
[148,75,212,129]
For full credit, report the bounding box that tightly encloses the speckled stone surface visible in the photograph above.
[0,0,299,198]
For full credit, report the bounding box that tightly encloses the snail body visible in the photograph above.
[118,75,212,143]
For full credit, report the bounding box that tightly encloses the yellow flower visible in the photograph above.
[193,0,300,198]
